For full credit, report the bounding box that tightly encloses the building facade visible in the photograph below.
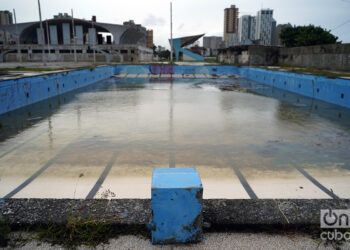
[203,36,222,49]
[0,11,14,44]
[271,19,277,45]
[238,15,255,45]
[0,15,152,62]
[203,36,222,56]
[223,5,239,43]
[255,9,275,45]
[146,29,153,49]
[273,23,292,46]
[0,10,13,25]
[249,16,256,41]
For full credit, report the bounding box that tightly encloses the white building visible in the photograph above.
[255,9,275,45]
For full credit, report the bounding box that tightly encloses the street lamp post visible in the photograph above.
[170,2,173,62]
[45,20,51,56]
[37,0,46,65]
[92,19,96,65]
[13,9,22,62]
[71,9,77,63]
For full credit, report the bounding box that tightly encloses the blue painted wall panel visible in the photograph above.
[1,65,350,115]
[0,66,114,115]
[113,65,239,76]
[239,67,350,108]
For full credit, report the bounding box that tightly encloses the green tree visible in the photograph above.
[280,25,340,47]
[158,50,170,60]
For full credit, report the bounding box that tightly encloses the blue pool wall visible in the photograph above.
[0,64,349,115]
[0,66,114,114]
[113,64,240,75]
[238,67,350,109]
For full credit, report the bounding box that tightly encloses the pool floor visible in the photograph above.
[0,77,350,199]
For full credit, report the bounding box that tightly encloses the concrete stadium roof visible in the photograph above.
[170,34,205,48]
[0,18,147,45]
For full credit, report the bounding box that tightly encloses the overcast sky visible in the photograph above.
[1,0,350,48]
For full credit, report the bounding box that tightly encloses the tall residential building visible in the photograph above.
[255,9,275,45]
[223,5,239,43]
[271,19,277,45]
[249,16,256,41]
[0,11,13,44]
[0,10,13,25]
[238,15,254,44]
[146,29,153,49]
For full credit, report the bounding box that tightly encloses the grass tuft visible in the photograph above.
[34,216,114,249]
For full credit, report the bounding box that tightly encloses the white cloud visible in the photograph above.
[143,14,165,27]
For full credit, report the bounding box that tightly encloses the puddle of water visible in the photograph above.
[0,77,350,199]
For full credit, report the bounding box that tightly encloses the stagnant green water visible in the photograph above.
[0,77,349,199]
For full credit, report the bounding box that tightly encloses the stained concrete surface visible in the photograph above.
[2,199,350,227]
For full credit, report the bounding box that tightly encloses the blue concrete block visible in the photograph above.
[151,168,203,244]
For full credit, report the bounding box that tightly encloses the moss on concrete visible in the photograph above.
[264,64,350,79]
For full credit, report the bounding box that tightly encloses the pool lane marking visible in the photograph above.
[224,153,258,199]
[292,163,339,199]
[85,152,119,199]
[232,167,258,200]
[0,130,45,160]
[3,155,60,199]
[2,136,83,199]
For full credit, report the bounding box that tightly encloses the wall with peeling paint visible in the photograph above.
[112,64,350,109]
[113,65,239,75]
[238,67,350,109]
[1,64,349,115]
[0,66,114,114]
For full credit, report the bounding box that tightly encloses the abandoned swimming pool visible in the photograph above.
[0,74,349,200]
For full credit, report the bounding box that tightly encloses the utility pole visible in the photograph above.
[13,9,22,62]
[37,0,46,65]
[170,2,173,62]
[45,20,51,56]
[91,19,96,65]
[71,9,77,63]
